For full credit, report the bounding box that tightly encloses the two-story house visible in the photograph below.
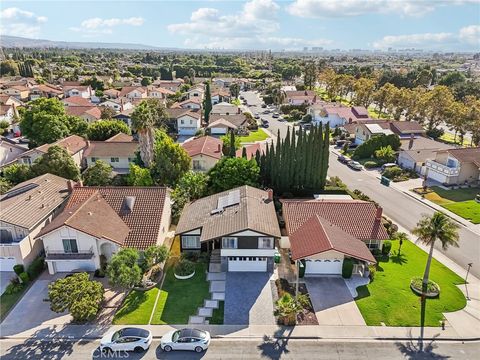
[176,186,281,272]
[83,136,138,174]
[308,104,369,128]
[174,98,202,111]
[281,198,388,276]
[425,147,480,185]
[284,90,317,105]
[119,86,148,100]
[65,106,102,123]
[0,174,70,271]
[0,137,27,167]
[187,86,205,100]
[207,114,248,135]
[210,102,240,116]
[63,85,92,99]
[36,186,171,274]
[148,87,174,101]
[99,98,134,112]
[182,136,223,172]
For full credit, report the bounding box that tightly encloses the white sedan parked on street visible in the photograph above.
[100,327,152,353]
[161,328,211,353]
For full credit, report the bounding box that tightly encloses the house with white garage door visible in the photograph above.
[36,186,171,274]
[281,199,388,276]
[175,186,281,272]
[0,174,71,272]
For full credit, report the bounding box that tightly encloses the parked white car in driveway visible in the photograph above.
[100,328,152,353]
[160,328,211,353]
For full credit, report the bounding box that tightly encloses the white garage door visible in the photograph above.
[228,256,267,272]
[427,169,447,184]
[211,128,227,135]
[305,259,343,275]
[0,257,17,272]
[53,260,95,273]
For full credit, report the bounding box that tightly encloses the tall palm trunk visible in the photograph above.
[422,241,435,294]
[139,129,154,167]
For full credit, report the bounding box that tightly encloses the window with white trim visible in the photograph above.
[222,237,237,249]
[366,239,380,250]
[110,157,119,163]
[258,237,274,249]
[182,236,200,249]
[62,239,78,253]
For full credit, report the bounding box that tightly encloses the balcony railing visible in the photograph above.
[45,246,94,260]
[425,160,460,176]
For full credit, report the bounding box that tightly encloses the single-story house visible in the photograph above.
[281,199,388,276]
[207,114,248,135]
[284,90,317,105]
[153,79,184,92]
[83,138,138,174]
[0,173,70,271]
[308,104,370,128]
[211,89,231,105]
[113,108,135,128]
[63,85,92,99]
[425,147,480,185]
[103,89,120,99]
[174,98,202,110]
[99,98,133,112]
[182,136,223,172]
[148,87,174,100]
[355,123,394,144]
[210,102,240,116]
[36,186,171,274]
[119,86,148,100]
[65,106,102,123]
[62,96,93,107]
[0,95,23,108]
[29,84,63,100]
[2,86,30,101]
[176,186,281,272]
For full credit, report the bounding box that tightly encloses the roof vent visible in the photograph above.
[123,196,136,212]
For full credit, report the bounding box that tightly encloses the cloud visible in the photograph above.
[70,17,144,36]
[287,0,476,18]
[0,7,47,38]
[168,0,330,49]
[373,25,479,49]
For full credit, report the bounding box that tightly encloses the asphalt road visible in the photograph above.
[0,338,478,360]
[241,90,479,277]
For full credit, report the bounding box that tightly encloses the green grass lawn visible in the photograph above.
[0,284,28,322]
[439,132,471,147]
[424,187,480,224]
[239,129,269,143]
[112,287,159,325]
[151,263,209,324]
[210,301,224,325]
[355,240,466,327]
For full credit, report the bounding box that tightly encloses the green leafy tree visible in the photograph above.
[171,171,208,222]
[106,248,143,289]
[83,160,113,186]
[20,98,88,146]
[208,157,259,192]
[0,177,12,194]
[229,83,240,98]
[126,164,154,186]
[48,273,104,322]
[203,82,213,124]
[375,145,396,163]
[143,245,169,269]
[100,106,117,120]
[131,98,169,167]
[0,60,20,76]
[87,120,131,141]
[220,133,241,156]
[32,145,81,180]
[141,77,152,86]
[151,130,190,186]
[2,163,33,185]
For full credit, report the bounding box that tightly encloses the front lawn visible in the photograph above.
[0,284,28,322]
[424,187,480,224]
[210,301,224,325]
[355,240,466,327]
[151,262,209,324]
[113,287,159,325]
[239,129,269,143]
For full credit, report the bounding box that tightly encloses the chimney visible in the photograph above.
[266,188,274,202]
[67,180,75,193]
[408,133,414,150]
[217,144,221,153]
[375,206,383,220]
[77,180,83,187]
[86,140,90,147]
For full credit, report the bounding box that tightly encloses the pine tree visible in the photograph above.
[203,82,212,124]
[229,130,236,158]
[319,123,330,190]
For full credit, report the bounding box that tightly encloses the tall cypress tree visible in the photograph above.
[319,123,330,190]
[203,81,212,124]
[242,146,248,159]
[229,130,236,158]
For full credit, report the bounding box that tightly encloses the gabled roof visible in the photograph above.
[176,186,281,241]
[106,133,135,142]
[182,136,223,160]
[389,121,425,134]
[176,98,202,106]
[0,173,70,230]
[281,199,389,241]
[83,140,138,158]
[441,147,480,167]
[65,106,101,119]
[166,108,201,120]
[289,214,376,263]
[400,136,453,151]
[209,114,247,127]
[236,143,266,160]
[119,86,147,97]
[206,118,237,129]
[63,85,90,92]
[35,135,87,155]
[37,186,169,249]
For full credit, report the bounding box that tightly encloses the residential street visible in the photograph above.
[1,338,478,359]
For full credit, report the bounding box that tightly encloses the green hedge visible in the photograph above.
[382,240,392,255]
[342,258,354,279]
[27,257,45,279]
[353,134,401,160]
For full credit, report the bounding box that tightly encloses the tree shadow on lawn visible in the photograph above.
[391,252,408,265]
[354,285,370,300]
[113,290,147,319]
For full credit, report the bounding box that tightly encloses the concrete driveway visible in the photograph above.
[305,277,366,326]
[1,273,72,335]
[224,272,275,325]
[1,272,15,294]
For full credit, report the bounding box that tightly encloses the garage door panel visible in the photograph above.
[0,257,17,272]
[228,257,267,272]
[305,259,342,275]
[53,260,95,273]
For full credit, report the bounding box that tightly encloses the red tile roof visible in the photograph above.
[106,133,134,142]
[36,135,88,155]
[236,142,266,160]
[182,136,223,159]
[281,199,389,241]
[38,186,169,249]
[441,147,480,167]
[289,214,376,263]
[65,106,101,119]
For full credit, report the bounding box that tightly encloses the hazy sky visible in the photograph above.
[1,0,479,51]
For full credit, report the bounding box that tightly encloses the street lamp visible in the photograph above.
[465,263,473,301]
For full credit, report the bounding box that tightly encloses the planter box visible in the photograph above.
[410,280,440,298]
[174,270,195,280]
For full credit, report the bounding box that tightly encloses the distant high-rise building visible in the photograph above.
[303,47,309,52]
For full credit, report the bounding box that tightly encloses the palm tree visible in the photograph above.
[131,99,168,167]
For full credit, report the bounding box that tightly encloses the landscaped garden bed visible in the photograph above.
[355,240,466,327]
[239,129,269,143]
[410,277,440,298]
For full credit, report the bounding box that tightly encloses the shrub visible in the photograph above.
[275,278,294,297]
[27,257,45,279]
[342,258,353,279]
[382,166,402,179]
[382,240,392,255]
[19,272,30,283]
[175,259,195,276]
[411,277,440,294]
[13,264,24,275]
[353,134,401,159]
[364,161,379,169]
[5,282,24,295]
[371,248,382,257]
[181,252,199,262]
[368,265,377,281]
[94,269,105,278]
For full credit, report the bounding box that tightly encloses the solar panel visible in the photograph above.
[216,189,241,210]
[1,183,38,201]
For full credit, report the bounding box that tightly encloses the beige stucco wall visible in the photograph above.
[457,162,480,184]
[85,155,132,171]
[191,154,219,172]
[306,250,345,261]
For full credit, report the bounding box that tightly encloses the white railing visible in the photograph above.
[425,160,460,176]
